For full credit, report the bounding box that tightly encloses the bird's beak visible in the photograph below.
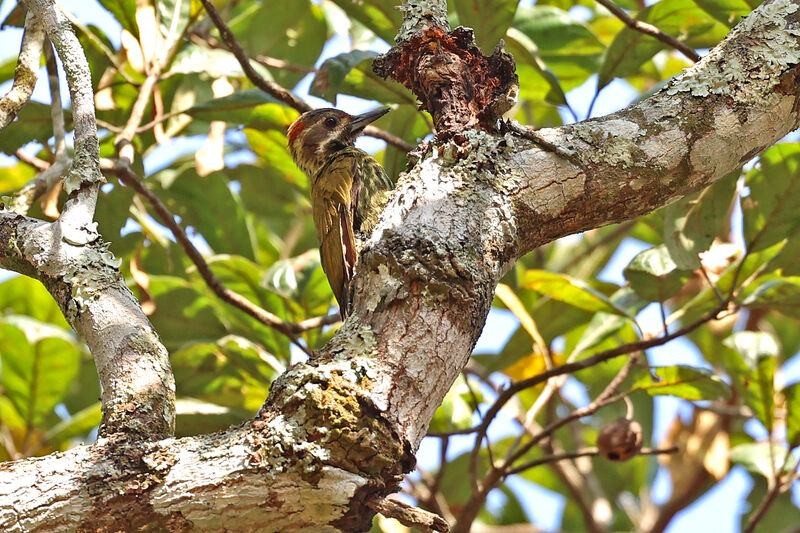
[348,108,390,134]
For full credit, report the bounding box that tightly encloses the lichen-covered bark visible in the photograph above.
[0,0,798,531]
[0,12,44,131]
[0,212,175,439]
[507,0,800,253]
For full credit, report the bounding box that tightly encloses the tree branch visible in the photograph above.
[0,211,175,439]
[197,0,414,153]
[594,0,701,62]
[0,11,44,131]
[103,160,316,353]
[508,0,800,255]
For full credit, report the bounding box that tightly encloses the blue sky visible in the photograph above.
[1,1,798,531]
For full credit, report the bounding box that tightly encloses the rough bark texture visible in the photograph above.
[0,0,799,531]
[0,212,176,440]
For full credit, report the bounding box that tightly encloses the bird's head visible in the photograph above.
[287,107,389,176]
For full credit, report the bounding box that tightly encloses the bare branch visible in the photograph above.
[103,160,315,355]
[367,497,449,532]
[198,0,414,153]
[595,0,701,62]
[0,11,44,131]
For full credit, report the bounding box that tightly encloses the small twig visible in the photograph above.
[505,121,587,171]
[198,0,414,153]
[103,160,314,356]
[743,465,797,533]
[595,0,701,62]
[506,352,642,468]
[253,54,317,74]
[290,313,341,333]
[200,0,310,112]
[698,260,726,303]
[14,149,49,172]
[367,497,449,533]
[0,11,45,131]
[506,446,678,477]
[466,303,729,481]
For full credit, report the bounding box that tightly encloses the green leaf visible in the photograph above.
[169,45,270,79]
[694,0,752,27]
[454,0,518,53]
[245,129,309,191]
[0,163,35,195]
[311,50,376,101]
[523,270,629,316]
[598,0,726,88]
[311,50,417,105]
[742,143,800,252]
[44,403,102,446]
[147,276,230,350]
[157,0,191,42]
[0,324,81,427]
[98,0,138,35]
[0,276,70,329]
[377,104,430,181]
[0,102,73,155]
[512,6,604,91]
[738,275,800,318]
[632,365,730,400]
[326,0,401,43]
[429,375,478,432]
[730,442,794,478]
[664,171,738,270]
[784,383,800,448]
[504,30,569,106]
[172,335,280,413]
[184,90,298,131]
[567,287,645,361]
[174,398,253,437]
[742,475,800,533]
[94,183,135,256]
[624,245,691,302]
[237,0,327,87]
[723,331,778,431]
[153,166,257,260]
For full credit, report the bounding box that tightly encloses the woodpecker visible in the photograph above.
[287,107,394,318]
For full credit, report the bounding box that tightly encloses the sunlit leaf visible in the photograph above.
[664,171,738,270]
[723,331,778,431]
[694,0,753,27]
[730,442,795,478]
[454,0,518,53]
[624,245,691,302]
[632,365,730,400]
[326,0,400,43]
[523,270,629,316]
[0,324,81,427]
[742,143,800,252]
[784,383,800,448]
[0,102,73,155]
[598,0,726,88]
[185,90,298,131]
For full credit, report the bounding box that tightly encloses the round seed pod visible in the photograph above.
[597,418,644,462]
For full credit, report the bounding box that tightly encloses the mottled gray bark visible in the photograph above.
[0,0,798,531]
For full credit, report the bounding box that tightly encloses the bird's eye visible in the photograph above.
[323,116,338,128]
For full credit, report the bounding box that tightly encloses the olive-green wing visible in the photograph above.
[311,155,359,316]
